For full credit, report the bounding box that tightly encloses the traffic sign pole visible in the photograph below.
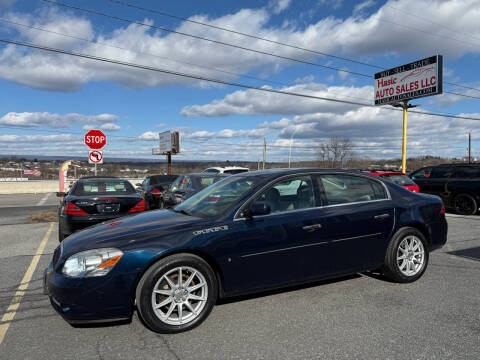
[402,100,408,174]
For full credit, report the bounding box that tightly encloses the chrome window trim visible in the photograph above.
[233,171,391,221]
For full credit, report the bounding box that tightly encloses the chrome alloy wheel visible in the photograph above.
[151,266,208,326]
[396,235,425,276]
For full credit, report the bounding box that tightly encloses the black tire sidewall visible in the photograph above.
[454,193,477,215]
[384,227,429,283]
[136,254,217,334]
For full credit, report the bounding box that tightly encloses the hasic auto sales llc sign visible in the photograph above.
[374,55,443,105]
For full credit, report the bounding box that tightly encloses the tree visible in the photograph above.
[317,137,354,168]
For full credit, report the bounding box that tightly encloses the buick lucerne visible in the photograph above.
[45,169,447,333]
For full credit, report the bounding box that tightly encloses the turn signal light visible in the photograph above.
[129,199,146,213]
[65,202,88,215]
[440,203,446,214]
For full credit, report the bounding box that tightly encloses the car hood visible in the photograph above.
[62,209,208,257]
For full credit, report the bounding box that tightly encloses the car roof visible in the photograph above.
[366,171,405,176]
[204,166,249,170]
[231,168,367,178]
[78,176,122,180]
[185,172,230,178]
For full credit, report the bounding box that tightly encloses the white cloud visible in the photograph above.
[353,0,376,15]
[186,128,268,139]
[181,83,372,117]
[1,1,480,91]
[269,0,292,14]
[0,112,119,128]
[138,131,158,140]
[100,123,121,131]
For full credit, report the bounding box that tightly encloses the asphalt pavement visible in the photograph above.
[0,193,58,225]
[0,194,479,359]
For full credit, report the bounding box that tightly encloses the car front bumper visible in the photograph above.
[43,261,138,324]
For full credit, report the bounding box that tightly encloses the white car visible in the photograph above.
[202,166,249,174]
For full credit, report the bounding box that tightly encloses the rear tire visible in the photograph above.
[383,227,429,283]
[136,254,217,333]
[453,193,477,215]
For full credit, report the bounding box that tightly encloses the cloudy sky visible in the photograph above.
[0,0,479,162]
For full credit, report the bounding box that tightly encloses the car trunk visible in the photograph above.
[70,195,142,215]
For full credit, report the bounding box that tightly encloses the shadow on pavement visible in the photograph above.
[447,246,480,262]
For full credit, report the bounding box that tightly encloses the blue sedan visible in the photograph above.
[44,169,447,333]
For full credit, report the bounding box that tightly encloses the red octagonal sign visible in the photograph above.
[84,129,107,150]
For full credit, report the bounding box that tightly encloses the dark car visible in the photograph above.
[136,175,178,209]
[57,176,146,241]
[160,173,228,208]
[45,169,447,333]
[410,163,480,215]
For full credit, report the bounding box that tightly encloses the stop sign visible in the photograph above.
[84,129,106,150]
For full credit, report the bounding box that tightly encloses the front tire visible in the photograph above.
[136,254,217,333]
[453,193,477,215]
[383,227,429,283]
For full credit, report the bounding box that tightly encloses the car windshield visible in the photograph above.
[382,174,416,186]
[73,179,135,196]
[174,175,262,218]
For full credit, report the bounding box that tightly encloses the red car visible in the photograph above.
[365,171,420,193]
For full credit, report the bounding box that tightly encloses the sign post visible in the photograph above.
[85,129,107,176]
[153,131,180,175]
[374,55,443,173]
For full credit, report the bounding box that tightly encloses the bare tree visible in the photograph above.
[317,137,354,168]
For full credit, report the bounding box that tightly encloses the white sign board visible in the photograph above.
[159,131,171,154]
[374,55,443,105]
[88,150,103,164]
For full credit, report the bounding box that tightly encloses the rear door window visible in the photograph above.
[453,167,480,179]
[319,175,387,205]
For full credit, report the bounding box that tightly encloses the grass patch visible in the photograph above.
[27,210,58,223]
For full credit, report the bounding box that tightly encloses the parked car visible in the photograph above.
[366,171,420,192]
[136,175,178,209]
[57,176,146,241]
[410,163,480,215]
[45,169,447,333]
[160,173,228,208]
[202,166,249,174]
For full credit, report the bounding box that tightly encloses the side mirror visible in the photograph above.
[243,201,271,218]
[56,192,67,197]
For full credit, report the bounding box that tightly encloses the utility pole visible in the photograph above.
[468,133,471,164]
[262,138,266,170]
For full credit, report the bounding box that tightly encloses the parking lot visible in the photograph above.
[0,194,479,360]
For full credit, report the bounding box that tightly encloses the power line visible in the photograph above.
[106,0,383,70]
[3,38,480,123]
[40,0,480,99]
[42,0,371,79]
[104,0,480,94]
[0,17,374,104]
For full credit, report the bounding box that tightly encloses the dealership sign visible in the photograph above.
[374,55,443,105]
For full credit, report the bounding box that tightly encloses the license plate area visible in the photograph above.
[96,203,120,213]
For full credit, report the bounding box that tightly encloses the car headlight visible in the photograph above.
[62,248,123,278]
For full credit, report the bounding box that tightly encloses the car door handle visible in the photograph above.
[374,213,390,220]
[302,224,322,232]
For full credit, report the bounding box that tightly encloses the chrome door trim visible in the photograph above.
[240,232,383,258]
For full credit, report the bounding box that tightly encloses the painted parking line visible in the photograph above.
[0,222,54,345]
[36,193,51,206]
